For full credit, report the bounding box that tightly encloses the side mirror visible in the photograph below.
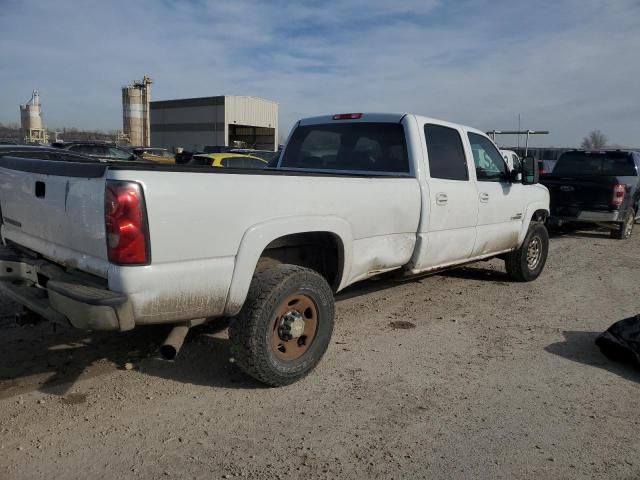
[521,155,539,185]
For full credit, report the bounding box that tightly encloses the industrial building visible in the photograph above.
[20,90,48,144]
[122,75,152,147]
[150,96,278,152]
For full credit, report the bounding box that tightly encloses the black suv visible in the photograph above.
[541,150,640,239]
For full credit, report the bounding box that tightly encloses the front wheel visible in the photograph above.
[505,223,549,282]
[229,264,335,386]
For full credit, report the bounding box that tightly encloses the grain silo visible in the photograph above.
[20,90,48,144]
[122,75,152,147]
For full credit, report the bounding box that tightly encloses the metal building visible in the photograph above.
[20,90,48,144]
[150,96,278,152]
[122,75,152,147]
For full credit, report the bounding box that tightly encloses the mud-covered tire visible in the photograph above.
[229,264,334,387]
[610,209,634,239]
[505,223,549,282]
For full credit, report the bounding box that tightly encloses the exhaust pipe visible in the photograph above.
[160,323,191,360]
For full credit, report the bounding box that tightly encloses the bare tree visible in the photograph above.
[581,130,607,150]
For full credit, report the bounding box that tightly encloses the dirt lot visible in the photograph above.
[0,228,639,480]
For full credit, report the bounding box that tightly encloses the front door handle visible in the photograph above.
[435,193,448,205]
[479,192,490,203]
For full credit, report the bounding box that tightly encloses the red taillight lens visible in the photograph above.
[612,184,626,207]
[105,181,150,265]
[332,113,362,120]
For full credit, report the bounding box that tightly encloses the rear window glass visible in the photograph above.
[554,152,637,176]
[280,123,409,174]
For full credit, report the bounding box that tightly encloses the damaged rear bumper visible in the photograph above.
[0,246,134,331]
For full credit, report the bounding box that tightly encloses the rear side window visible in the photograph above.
[280,123,409,174]
[554,152,637,176]
[424,124,468,180]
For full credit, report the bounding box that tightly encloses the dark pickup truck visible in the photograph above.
[541,150,640,239]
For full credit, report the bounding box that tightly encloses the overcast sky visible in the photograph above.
[0,0,638,147]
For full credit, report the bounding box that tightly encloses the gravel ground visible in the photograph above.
[0,228,639,479]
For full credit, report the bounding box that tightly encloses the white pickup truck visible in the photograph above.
[0,113,549,386]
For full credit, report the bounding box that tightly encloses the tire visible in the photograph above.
[229,264,335,386]
[610,209,634,240]
[505,223,549,282]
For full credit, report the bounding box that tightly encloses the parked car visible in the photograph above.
[188,153,268,169]
[133,147,176,164]
[500,149,521,171]
[0,145,96,162]
[0,112,549,386]
[541,149,640,239]
[51,141,143,162]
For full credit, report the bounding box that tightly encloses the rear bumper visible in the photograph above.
[0,246,134,331]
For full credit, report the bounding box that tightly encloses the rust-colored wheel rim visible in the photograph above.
[270,294,318,361]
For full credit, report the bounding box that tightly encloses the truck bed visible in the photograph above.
[0,156,421,324]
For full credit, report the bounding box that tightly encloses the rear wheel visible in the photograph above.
[610,210,634,239]
[505,223,549,282]
[229,264,334,386]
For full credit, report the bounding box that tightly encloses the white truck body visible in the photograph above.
[0,113,549,332]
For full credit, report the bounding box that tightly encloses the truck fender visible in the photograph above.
[224,215,353,316]
[518,201,550,246]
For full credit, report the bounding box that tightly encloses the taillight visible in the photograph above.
[105,180,150,265]
[332,113,362,120]
[612,184,626,207]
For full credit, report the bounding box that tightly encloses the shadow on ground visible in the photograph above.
[548,225,615,240]
[0,261,530,398]
[545,330,640,384]
[441,266,511,283]
[0,318,263,399]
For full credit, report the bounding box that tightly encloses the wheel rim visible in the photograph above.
[526,236,542,270]
[270,294,318,361]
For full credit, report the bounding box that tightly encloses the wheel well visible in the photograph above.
[256,232,344,291]
[532,209,548,223]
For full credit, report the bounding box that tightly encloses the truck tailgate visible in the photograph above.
[0,157,109,276]
[543,175,617,215]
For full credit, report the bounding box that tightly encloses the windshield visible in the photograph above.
[280,122,409,173]
[554,152,637,176]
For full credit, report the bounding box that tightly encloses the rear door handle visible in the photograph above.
[435,193,448,205]
[479,192,490,203]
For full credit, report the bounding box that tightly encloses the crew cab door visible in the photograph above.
[466,132,525,256]
[411,122,478,270]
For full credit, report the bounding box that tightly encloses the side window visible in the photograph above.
[467,133,508,182]
[108,147,131,160]
[424,124,468,180]
[69,145,89,154]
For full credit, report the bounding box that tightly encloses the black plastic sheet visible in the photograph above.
[596,315,640,367]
